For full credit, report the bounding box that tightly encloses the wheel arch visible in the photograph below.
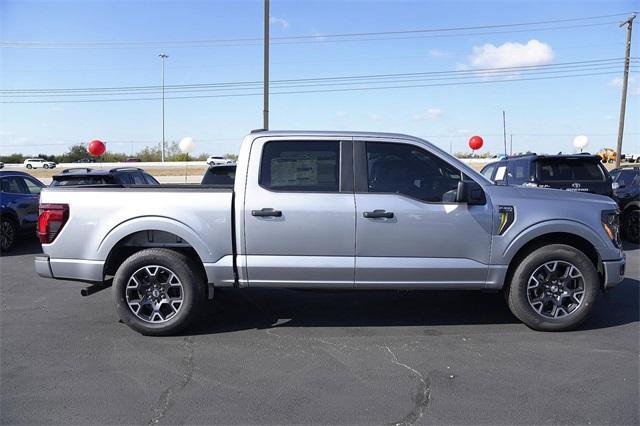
[99,217,214,283]
[503,231,601,293]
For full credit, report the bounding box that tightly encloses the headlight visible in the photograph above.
[601,209,622,248]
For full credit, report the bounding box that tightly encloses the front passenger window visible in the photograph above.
[366,142,462,202]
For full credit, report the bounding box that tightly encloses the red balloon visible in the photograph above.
[468,135,484,151]
[87,139,106,157]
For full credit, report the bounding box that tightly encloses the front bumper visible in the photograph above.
[602,254,626,289]
[34,255,104,282]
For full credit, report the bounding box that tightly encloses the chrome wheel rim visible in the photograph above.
[527,261,585,319]
[125,265,184,323]
[0,221,14,251]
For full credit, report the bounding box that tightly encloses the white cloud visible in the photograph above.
[269,16,289,29]
[469,39,554,69]
[412,108,443,120]
[428,48,447,57]
[608,76,639,96]
[335,111,348,119]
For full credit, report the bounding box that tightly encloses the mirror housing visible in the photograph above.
[456,180,486,205]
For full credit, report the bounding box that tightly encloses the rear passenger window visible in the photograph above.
[259,141,340,192]
[131,172,147,185]
[1,177,26,194]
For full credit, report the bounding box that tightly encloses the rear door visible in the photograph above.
[353,139,493,289]
[242,137,356,288]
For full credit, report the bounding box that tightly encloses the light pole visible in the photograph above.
[263,0,270,130]
[158,53,169,162]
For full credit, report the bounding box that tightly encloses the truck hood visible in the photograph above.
[485,184,618,209]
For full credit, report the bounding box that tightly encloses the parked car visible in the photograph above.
[35,131,624,335]
[125,158,142,163]
[206,155,235,166]
[201,164,236,186]
[0,162,4,169]
[624,153,640,163]
[50,167,160,186]
[24,158,57,170]
[610,166,639,243]
[481,153,613,197]
[0,171,45,251]
[74,158,96,163]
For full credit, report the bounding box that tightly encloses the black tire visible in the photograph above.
[113,248,206,336]
[26,164,32,169]
[0,218,17,252]
[506,244,598,332]
[43,164,49,169]
[623,209,639,244]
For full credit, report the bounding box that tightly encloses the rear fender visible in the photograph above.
[97,216,214,262]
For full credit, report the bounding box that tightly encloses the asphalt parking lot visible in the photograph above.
[1,238,638,425]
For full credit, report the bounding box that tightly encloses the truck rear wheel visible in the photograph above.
[113,248,205,336]
[506,244,598,331]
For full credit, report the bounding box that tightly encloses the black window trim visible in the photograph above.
[354,140,473,205]
[257,139,353,194]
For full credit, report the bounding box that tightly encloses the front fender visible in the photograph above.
[97,215,215,262]
[500,219,618,263]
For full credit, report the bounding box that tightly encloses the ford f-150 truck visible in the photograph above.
[35,131,626,335]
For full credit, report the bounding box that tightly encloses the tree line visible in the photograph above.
[0,142,238,163]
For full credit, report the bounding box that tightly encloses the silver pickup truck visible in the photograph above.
[35,131,625,335]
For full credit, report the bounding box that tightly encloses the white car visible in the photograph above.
[206,156,234,166]
[24,158,57,169]
[625,153,640,163]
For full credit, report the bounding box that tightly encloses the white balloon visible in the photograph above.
[573,135,589,150]
[179,137,195,154]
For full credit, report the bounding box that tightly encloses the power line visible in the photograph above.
[1,58,631,94]
[1,64,629,98]
[1,70,627,104]
[0,13,633,49]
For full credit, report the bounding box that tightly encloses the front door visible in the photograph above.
[243,138,356,288]
[353,139,493,289]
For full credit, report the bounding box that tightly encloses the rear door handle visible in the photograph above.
[251,208,282,217]
[363,209,394,219]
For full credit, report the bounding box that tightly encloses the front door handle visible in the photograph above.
[251,208,282,217]
[363,209,394,219]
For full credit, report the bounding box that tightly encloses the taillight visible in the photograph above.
[37,204,69,244]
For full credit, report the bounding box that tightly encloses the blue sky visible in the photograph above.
[1,0,638,156]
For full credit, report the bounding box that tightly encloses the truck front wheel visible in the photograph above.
[113,248,206,336]
[506,244,599,331]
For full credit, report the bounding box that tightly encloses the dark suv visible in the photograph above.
[51,167,159,186]
[481,154,613,197]
[0,171,45,251]
[610,166,639,243]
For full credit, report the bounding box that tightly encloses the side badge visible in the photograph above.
[497,206,515,235]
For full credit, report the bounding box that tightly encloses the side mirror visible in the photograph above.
[456,180,487,205]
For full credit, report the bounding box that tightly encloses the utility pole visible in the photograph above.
[615,14,635,168]
[510,133,513,156]
[263,0,270,130]
[159,53,169,162]
[502,110,507,156]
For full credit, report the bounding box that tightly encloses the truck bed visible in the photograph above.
[38,185,235,284]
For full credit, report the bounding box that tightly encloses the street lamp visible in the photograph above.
[158,53,169,162]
